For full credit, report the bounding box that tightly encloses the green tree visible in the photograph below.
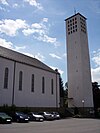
[58,74,64,107]
[64,82,68,98]
[63,82,68,107]
[59,75,64,97]
[65,82,68,89]
[92,82,100,109]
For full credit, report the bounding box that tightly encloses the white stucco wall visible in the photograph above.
[0,57,60,108]
[0,57,14,106]
[14,62,60,107]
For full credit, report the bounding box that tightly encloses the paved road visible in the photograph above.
[0,118,100,133]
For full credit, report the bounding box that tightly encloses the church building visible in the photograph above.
[0,46,60,109]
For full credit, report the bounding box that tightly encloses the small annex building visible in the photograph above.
[0,46,60,109]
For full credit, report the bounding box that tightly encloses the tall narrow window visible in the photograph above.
[51,79,54,95]
[19,71,23,91]
[31,74,34,92]
[42,77,45,93]
[4,67,9,89]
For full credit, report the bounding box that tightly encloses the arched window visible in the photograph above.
[31,74,34,92]
[42,77,45,94]
[51,79,54,95]
[19,71,23,91]
[4,67,9,89]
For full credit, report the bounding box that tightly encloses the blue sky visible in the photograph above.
[0,0,100,86]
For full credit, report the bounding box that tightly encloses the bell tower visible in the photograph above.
[65,13,93,111]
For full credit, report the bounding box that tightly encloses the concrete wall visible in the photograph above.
[66,13,93,108]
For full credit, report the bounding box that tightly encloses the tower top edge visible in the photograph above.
[65,12,87,21]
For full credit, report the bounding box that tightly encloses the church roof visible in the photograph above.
[0,46,58,74]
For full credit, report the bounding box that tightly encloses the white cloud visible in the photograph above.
[35,34,58,45]
[22,18,60,47]
[23,52,34,58]
[15,46,26,51]
[0,38,13,49]
[20,52,45,62]
[0,0,9,5]
[0,6,6,11]
[63,53,67,57]
[35,53,45,62]
[0,17,60,46]
[50,66,64,76]
[91,49,100,84]
[93,50,96,54]
[0,19,28,36]
[49,53,66,60]
[32,23,42,29]
[91,67,100,84]
[12,3,19,8]
[0,5,9,12]
[22,20,47,36]
[19,52,45,62]
[24,0,43,10]
[0,38,45,62]
[0,38,27,54]
[22,28,35,36]
[49,53,62,60]
[92,49,100,67]
[42,18,48,23]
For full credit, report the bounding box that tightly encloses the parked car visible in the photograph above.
[51,112,60,120]
[38,112,54,120]
[11,112,29,122]
[0,112,12,124]
[28,112,44,122]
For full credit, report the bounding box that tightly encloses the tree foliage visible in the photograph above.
[59,75,64,97]
[92,82,100,109]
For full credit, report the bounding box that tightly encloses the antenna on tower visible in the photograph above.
[74,8,76,15]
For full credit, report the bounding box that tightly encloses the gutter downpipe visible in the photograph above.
[12,61,16,105]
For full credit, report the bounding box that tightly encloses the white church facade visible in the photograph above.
[0,46,60,109]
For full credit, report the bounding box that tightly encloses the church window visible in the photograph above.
[51,79,54,95]
[42,77,45,93]
[4,67,9,89]
[31,74,34,92]
[19,71,23,91]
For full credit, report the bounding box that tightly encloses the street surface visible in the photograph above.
[0,118,100,133]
